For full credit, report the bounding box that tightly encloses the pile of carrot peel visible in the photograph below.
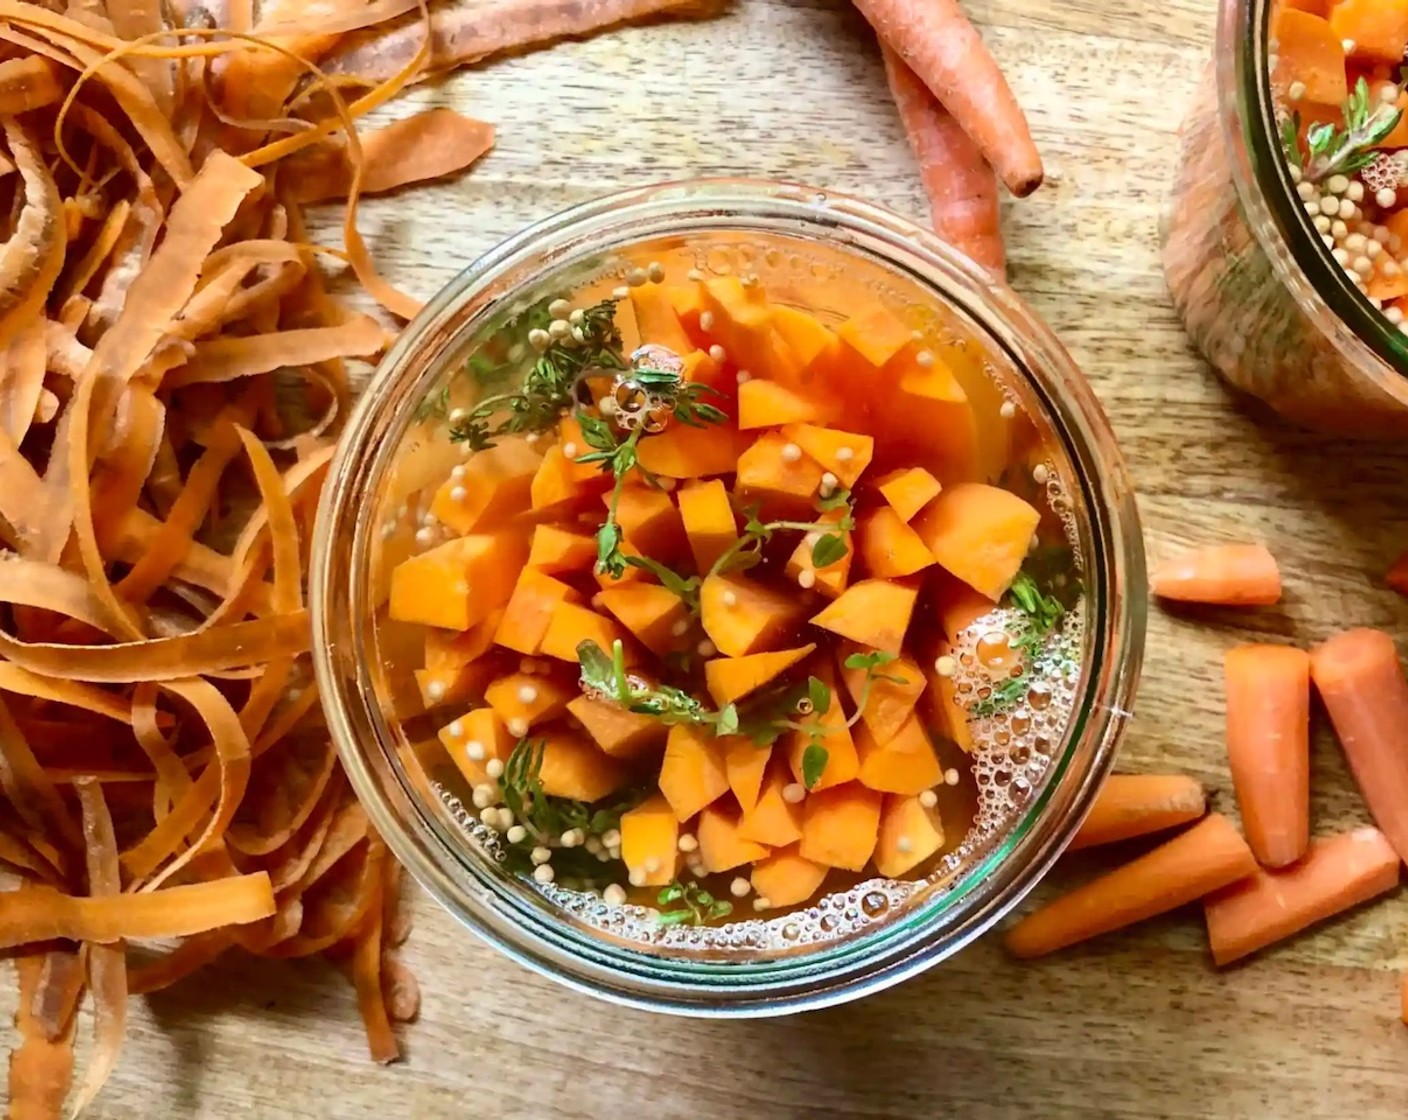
[0,0,716,1113]
[1006,541,1408,1026]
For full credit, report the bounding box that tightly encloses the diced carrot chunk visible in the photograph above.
[750,845,828,908]
[771,306,840,376]
[737,379,825,429]
[636,421,747,478]
[658,724,730,821]
[784,508,852,598]
[430,438,541,533]
[494,570,581,655]
[737,764,805,846]
[531,444,608,511]
[856,506,935,578]
[700,573,809,657]
[537,728,628,802]
[484,672,574,733]
[597,585,690,658]
[630,281,693,356]
[413,659,498,710]
[799,783,882,870]
[606,486,687,562]
[438,707,514,786]
[677,479,739,573]
[874,794,945,877]
[705,644,816,707]
[736,430,824,519]
[697,805,770,873]
[924,640,974,753]
[388,531,527,630]
[896,352,967,404]
[527,523,598,574]
[810,579,918,653]
[781,423,875,488]
[933,570,995,639]
[911,483,1040,600]
[666,283,708,336]
[835,304,913,368]
[567,695,666,759]
[856,716,945,795]
[698,276,795,378]
[621,795,680,887]
[424,609,500,671]
[592,538,648,591]
[840,648,926,742]
[1272,8,1351,104]
[538,602,634,664]
[725,738,772,814]
[1328,0,1408,64]
[874,466,942,522]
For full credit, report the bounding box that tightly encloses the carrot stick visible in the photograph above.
[1224,644,1311,868]
[852,0,1043,197]
[1067,773,1206,852]
[879,44,1004,277]
[1004,813,1257,958]
[1149,543,1282,606]
[0,873,276,949]
[1203,827,1399,965]
[1310,628,1408,864]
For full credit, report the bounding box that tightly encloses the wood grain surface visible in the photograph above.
[14,0,1408,1116]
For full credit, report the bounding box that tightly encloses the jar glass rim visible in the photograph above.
[310,178,1146,1015]
[1223,0,1408,378]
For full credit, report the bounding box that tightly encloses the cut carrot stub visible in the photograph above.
[566,695,666,759]
[538,603,634,664]
[1204,827,1400,966]
[607,486,687,563]
[840,648,925,742]
[726,738,772,814]
[1067,774,1207,852]
[1328,0,1408,64]
[811,579,918,653]
[856,716,945,795]
[799,783,882,870]
[527,523,599,574]
[388,531,527,630]
[1224,645,1310,868]
[781,423,875,488]
[659,724,730,822]
[439,707,515,786]
[1311,628,1408,863]
[738,764,805,846]
[1270,8,1350,104]
[737,379,825,429]
[875,466,942,523]
[597,585,689,658]
[1149,543,1281,606]
[912,483,1040,601]
[494,570,581,655]
[735,430,825,519]
[751,846,828,909]
[677,480,739,572]
[705,644,816,707]
[700,573,809,657]
[697,805,770,873]
[629,282,693,358]
[429,438,540,533]
[1003,813,1258,959]
[620,795,680,887]
[536,730,628,802]
[856,507,934,579]
[874,794,945,877]
[835,305,913,369]
[484,673,574,733]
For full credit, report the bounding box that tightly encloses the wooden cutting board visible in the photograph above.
[17,1,1408,1116]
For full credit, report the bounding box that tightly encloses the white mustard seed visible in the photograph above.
[678,833,698,852]
[1342,37,1356,53]
[1287,79,1306,101]
[709,344,726,362]
[1296,180,1317,201]
[736,369,752,384]
[496,807,515,831]
[730,877,752,898]
[530,846,552,866]
[1347,180,1366,203]
[1345,232,1367,253]
[528,327,550,351]
[1320,196,1341,216]
[1378,187,1399,209]
[506,825,528,844]
[480,807,501,828]
[447,720,464,739]
[721,589,738,607]
[798,570,817,589]
[1388,306,1405,325]
[517,684,539,704]
[561,441,579,459]
[585,836,603,855]
[782,783,806,804]
[1330,218,1349,239]
[671,618,690,637]
[944,768,960,786]
[934,655,957,678]
[914,349,934,368]
[1326,173,1351,195]
[548,298,571,318]
[643,856,660,874]
[602,829,622,848]
[450,464,466,481]
[471,785,492,809]
[1354,255,1375,276]
[508,718,528,738]
[533,864,556,884]
[1032,464,1050,484]
[919,789,938,809]
[449,486,467,504]
[415,527,434,547]
[548,319,571,340]
[466,740,485,761]
[485,758,505,780]
[780,442,802,462]
[896,836,914,854]
[612,285,630,300]
[604,883,628,906]
[628,867,646,887]
[626,267,648,287]
[752,897,771,911]
[568,308,586,327]
[999,401,1017,419]
[1367,239,1384,258]
[1374,224,1393,244]
[686,268,704,282]
[647,262,666,283]
[1332,247,1351,266]
[426,680,445,702]
[835,446,854,463]
[698,310,715,332]
[820,471,838,489]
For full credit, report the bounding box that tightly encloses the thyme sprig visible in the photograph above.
[970,569,1067,719]
[709,489,856,577]
[497,736,639,843]
[1284,77,1405,183]
[657,880,732,926]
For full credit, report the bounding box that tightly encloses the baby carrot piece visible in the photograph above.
[1149,543,1281,606]
[880,45,1004,277]
[1004,813,1256,959]
[1224,645,1311,868]
[1310,628,1408,863]
[1203,827,1399,965]
[1067,773,1206,852]
[854,0,1043,197]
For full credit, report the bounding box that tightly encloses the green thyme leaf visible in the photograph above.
[807,675,831,716]
[810,533,848,569]
[716,703,740,736]
[801,743,829,790]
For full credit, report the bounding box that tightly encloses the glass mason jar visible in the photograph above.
[1164,0,1408,436]
[310,180,1146,1015]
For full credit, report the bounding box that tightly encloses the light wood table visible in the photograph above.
[56,0,1408,1116]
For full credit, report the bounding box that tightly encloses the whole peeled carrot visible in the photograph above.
[1005,813,1257,959]
[854,0,1043,197]
[1149,543,1282,606]
[1067,773,1206,852]
[880,45,1005,277]
[1224,644,1311,868]
[1311,628,1408,864]
[1204,827,1399,965]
